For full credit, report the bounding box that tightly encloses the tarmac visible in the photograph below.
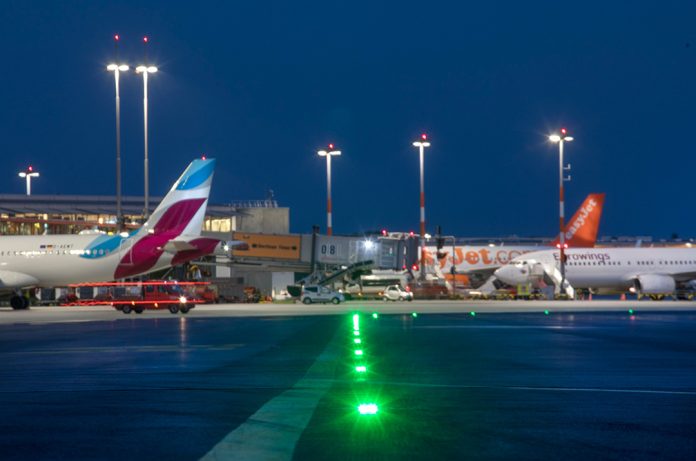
[1,301,695,460]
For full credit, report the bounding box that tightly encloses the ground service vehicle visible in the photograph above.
[301,285,345,305]
[62,281,205,314]
[382,285,413,302]
[344,272,410,298]
[407,280,449,299]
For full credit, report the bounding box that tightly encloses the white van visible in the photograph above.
[301,285,345,305]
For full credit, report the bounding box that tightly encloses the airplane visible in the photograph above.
[493,246,696,298]
[422,193,605,287]
[0,158,224,309]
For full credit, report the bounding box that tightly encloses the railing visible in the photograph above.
[226,200,278,208]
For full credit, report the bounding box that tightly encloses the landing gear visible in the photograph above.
[10,295,29,310]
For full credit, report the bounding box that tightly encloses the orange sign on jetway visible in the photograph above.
[232,233,301,260]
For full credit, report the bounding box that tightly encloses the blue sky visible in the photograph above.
[1,1,695,238]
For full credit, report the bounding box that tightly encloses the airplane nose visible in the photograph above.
[494,266,509,281]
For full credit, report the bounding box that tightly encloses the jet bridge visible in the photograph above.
[224,232,418,272]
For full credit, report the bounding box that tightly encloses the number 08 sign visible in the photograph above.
[315,235,351,264]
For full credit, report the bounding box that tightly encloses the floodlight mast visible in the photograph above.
[18,166,39,195]
[548,128,574,296]
[412,134,431,280]
[136,36,158,220]
[106,34,129,230]
[317,144,341,236]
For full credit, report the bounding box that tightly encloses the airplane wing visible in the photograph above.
[162,239,249,254]
[669,271,696,282]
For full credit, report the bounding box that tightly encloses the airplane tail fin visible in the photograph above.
[552,193,605,248]
[137,158,215,238]
[113,158,216,280]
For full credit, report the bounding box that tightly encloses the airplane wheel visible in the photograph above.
[122,305,132,314]
[10,296,28,310]
[169,305,180,314]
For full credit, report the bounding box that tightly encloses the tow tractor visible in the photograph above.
[62,281,207,314]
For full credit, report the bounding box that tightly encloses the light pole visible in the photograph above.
[412,133,431,280]
[18,166,39,195]
[136,36,158,220]
[317,144,341,236]
[107,34,129,230]
[549,128,573,296]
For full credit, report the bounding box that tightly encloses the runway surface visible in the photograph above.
[1,303,695,460]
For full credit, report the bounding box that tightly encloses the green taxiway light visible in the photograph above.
[544,310,550,315]
[354,349,364,356]
[372,313,379,319]
[354,338,362,344]
[355,365,367,373]
[412,312,418,318]
[629,309,634,315]
[470,311,476,317]
[358,403,379,415]
[353,331,360,336]
[353,314,360,331]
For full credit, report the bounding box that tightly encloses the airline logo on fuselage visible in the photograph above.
[39,244,73,249]
[564,198,597,241]
[425,248,533,268]
[553,252,611,262]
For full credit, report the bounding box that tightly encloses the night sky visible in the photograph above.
[1,1,695,238]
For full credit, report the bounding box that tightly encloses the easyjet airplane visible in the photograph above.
[495,247,696,297]
[423,193,605,286]
[0,158,222,309]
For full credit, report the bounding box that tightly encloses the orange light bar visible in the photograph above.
[68,281,210,287]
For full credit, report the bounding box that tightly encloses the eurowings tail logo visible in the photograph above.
[114,158,215,279]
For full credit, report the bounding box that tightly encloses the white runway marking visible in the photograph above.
[414,325,605,330]
[200,332,340,461]
[371,381,696,396]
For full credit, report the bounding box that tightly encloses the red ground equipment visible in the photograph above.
[63,281,209,314]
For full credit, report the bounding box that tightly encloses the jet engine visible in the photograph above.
[634,274,675,294]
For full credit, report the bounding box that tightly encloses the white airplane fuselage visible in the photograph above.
[0,234,172,288]
[495,247,696,291]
